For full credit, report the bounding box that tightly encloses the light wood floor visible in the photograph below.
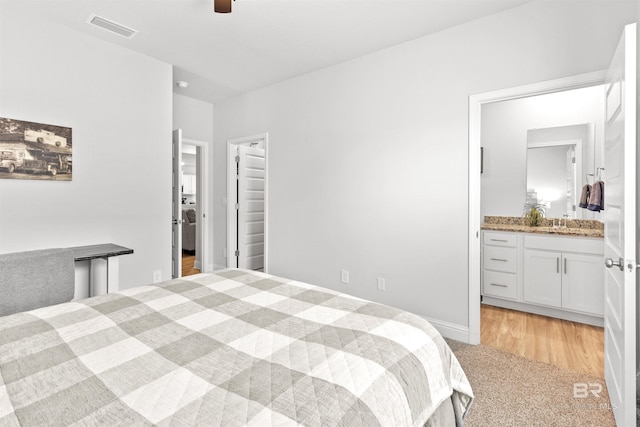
[481,304,605,378]
[182,252,201,277]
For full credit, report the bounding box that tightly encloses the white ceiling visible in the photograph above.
[5,0,532,103]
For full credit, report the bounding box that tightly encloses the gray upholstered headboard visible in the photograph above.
[0,248,75,317]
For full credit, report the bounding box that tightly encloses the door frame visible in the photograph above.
[226,133,269,272]
[183,137,211,273]
[171,129,183,279]
[467,70,606,344]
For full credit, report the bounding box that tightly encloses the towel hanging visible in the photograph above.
[579,184,591,209]
[587,181,604,212]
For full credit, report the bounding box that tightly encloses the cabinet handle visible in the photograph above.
[490,283,508,288]
[557,257,560,273]
[490,258,508,262]
[564,258,567,274]
[490,239,508,242]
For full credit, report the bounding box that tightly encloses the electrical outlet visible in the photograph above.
[340,269,349,284]
[152,270,162,284]
[377,277,386,291]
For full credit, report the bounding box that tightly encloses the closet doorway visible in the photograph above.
[468,72,607,377]
[226,133,268,272]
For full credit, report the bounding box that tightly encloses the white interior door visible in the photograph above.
[171,129,183,278]
[603,23,636,427]
[237,144,265,270]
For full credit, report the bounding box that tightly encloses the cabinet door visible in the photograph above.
[189,175,197,194]
[561,253,604,316]
[183,174,196,194]
[523,249,562,308]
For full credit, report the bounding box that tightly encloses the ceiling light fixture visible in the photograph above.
[176,81,189,89]
[215,0,235,14]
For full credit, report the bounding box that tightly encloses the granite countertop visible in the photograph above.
[481,216,604,238]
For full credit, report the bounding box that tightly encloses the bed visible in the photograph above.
[0,269,473,426]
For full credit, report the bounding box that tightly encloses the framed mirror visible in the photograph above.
[526,139,582,219]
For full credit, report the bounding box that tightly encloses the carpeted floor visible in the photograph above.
[446,339,616,426]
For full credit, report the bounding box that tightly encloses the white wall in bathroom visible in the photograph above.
[481,85,604,221]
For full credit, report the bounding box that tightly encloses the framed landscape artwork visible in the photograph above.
[0,117,72,181]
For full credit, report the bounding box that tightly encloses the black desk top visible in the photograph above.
[71,244,134,262]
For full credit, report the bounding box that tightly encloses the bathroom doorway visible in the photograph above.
[468,73,607,377]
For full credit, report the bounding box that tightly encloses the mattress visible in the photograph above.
[0,269,473,426]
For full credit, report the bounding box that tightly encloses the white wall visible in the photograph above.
[211,1,636,334]
[173,94,214,143]
[172,93,216,271]
[0,6,173,289]
[481,83,604,220]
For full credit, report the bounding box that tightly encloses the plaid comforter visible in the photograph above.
[0,269,473,426]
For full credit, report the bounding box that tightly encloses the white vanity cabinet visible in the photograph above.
[561,253,604,315]
[482,232,519,300]
[482,230,604,326]
[182,173,197,195]
[523,249,562,308]
[523,234,604,316]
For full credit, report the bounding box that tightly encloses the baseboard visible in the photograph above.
[423,316,470,343]
[482,297,604,327]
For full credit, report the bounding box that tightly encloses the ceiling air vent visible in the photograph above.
[86,14,138,39]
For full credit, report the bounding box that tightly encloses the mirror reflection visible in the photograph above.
[525,126,587,219]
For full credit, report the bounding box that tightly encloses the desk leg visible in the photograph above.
[90,258,107,296]
[73,261,91,300]
[90,257,121,296]
[107,257,120,293]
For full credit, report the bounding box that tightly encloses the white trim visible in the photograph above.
[468,71,607,345]
[527,138,582,149]
[482,298,604,327]
[226,142,234,268]
[182,138,211,274]
[226,133,269,273]
[172,129,183,279]
[423,316,470,343]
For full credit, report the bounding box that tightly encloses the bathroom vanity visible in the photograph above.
[481,217,604,326]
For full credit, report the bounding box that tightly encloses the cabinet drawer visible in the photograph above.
[483,232,517,247]
[483,245,517,273]
[483,270,517,299]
